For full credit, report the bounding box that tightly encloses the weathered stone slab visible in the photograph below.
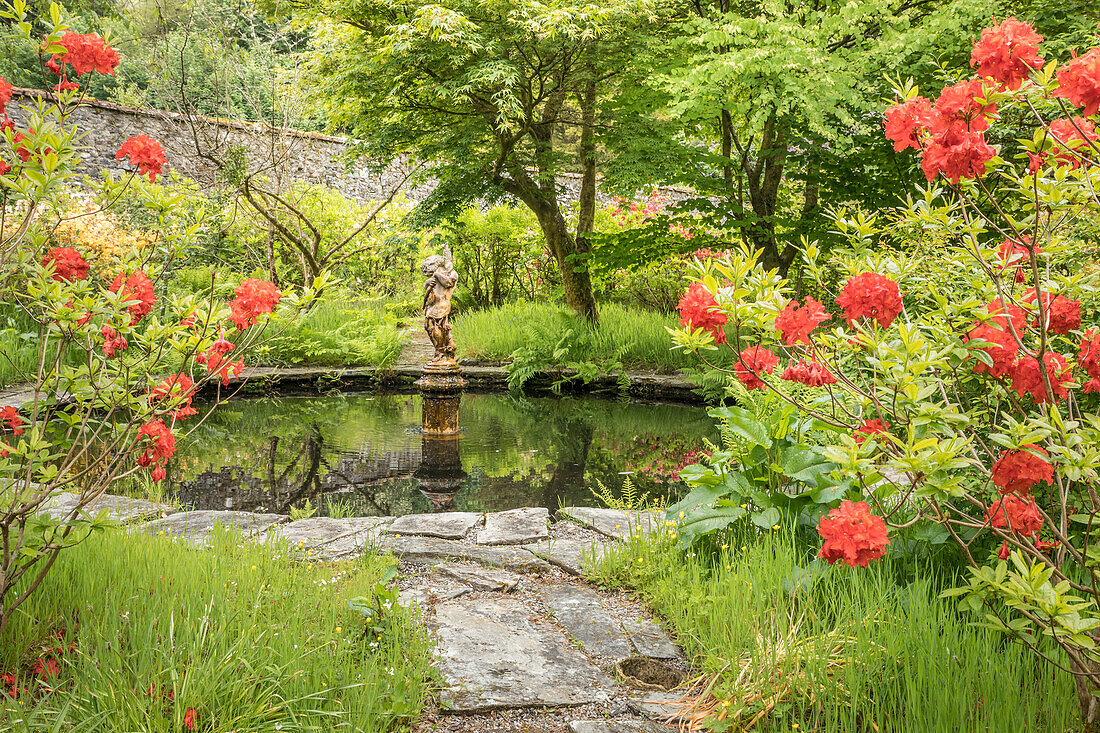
[397,584,470,608]
[622,620,682,660]
[437,562,521,592]
[477,507,549,545]
[433,596,613,711]
[143,510,285,541]
[558,507,661,540]
[378,534,551,574]
[523,538,608,576]
[540,584,633,660]
[569,722,673,733]
[266,516,392,555]
[41,492,173,524]
[385,512,482,539]
[626,693,684,721]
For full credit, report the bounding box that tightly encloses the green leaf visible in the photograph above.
[709,406,771,448]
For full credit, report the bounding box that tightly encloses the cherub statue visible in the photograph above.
[421,245,459,365]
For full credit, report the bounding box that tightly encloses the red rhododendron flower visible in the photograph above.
[997,540,1011,559]
[197,337,243,386]
[183,707,199,731]
[0,405,24,436]
[921,128,996,183]
[1055,47,1100,117]
[0,77,10,117]
[678,283,727,344]
[229,278,281,330]
[817,500,890,568]
[42,246,90,282]
[987,494,1043,537]
[781,359,838,387]
[32,657,61,680]
[965,323,1018,378]
[996,237,1040,283]
[884,97,934,152]
[1080,328,1100,380]
[734,345,779,390]
[109,270,156,323]
[51,32,120,77]
[1011,352,1072,403]
[854,419,889,444]
[991,445,1053,495]
[100,324,128,358]
[116,135,166,182]
[836,273,903,328]
[775,297,830,345]
[1024,289,1082,335]
[11,129,32,163]
[930,80,997,136]
[150,374,197,420]
[136,419,175,481]
[0,159,10,176]
[53,78,79,93]
[1043,117,1099,170]
[985,297,1029,333]
[970,18,1044,91]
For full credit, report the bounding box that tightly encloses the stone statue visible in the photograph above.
[421,245,458,365]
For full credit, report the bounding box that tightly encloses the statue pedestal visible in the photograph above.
[415,361,467,436]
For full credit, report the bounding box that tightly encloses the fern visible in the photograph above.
[590,476,660,511]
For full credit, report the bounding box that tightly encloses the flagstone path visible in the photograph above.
[45,493,689,732]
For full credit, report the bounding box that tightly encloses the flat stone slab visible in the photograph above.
[385,512,482,539]
[569,722,673,733]
[41,491,173,524]
[397,584,470,609]
[626,693,684,721]
[433,596,614,711]
[437,562,521,592]
[523,538,608,576]
[143,510,285,541]
[622,619,682,660]
[477,507,549,545]
[540,584,633,660]
[558,507,661,540]
[378,535,551,574]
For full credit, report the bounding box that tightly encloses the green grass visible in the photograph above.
[587,530,1076,732]
[254,296,407,368]
[0,526,431,732]
[454,301,736,374]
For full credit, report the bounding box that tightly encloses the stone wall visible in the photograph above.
[8,88,690,206]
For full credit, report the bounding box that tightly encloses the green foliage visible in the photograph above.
[0,527,430,730]
[288,498,318,520]
[589,475,659,512]
[587,532,1075,731]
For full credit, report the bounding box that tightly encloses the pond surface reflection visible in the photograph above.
[167,393,715,516]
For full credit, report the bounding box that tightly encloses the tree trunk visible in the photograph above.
[1073,639,1100,732]
[573,66,600,323]
[745,111,791,274]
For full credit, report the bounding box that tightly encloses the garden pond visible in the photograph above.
[165,392,716,516]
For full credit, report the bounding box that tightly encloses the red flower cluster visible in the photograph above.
[116,135,166,182]
[781,359,837,386]
[678,283,727,344]
[991,445,1053,494]
[1011,351,1072,403]
[2,671,27,699]
[42,246,90,282]
[921,127,996,183]
[817,500,890,568]
[184,707,199,731]
[996,237,1039,283]
[109,270,156,323]
[197,337,243,386]
[987,494,1043,537]
[1055,47,1100,117]
[150,374,197,420]
[836,273,903,329]
[136,419,175,482]
[1080,329,1100,393]
[229,278,281,330]
[1041,117,1099,170]
[884,97,933,152]
[986,297,1029,333]
[101,324,128,358]
[966,322,1019,378]
[734,345,779,390]
[854,419,890,444]
[51,32,120,77]
[0,76,11,117]
[1025,289,1081,335]
[970,17,1044,90]
[775,297,830,345]
[0,405,24,435]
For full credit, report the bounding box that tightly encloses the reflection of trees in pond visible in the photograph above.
[168,393,715,516]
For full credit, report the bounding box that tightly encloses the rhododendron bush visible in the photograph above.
[670,19,1100,725]
[0,4,310,636]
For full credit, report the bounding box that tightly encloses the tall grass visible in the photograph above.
[455,302,736,373]
[588,531,1076,732]
[0,527,431,732]
[254,297,407,368]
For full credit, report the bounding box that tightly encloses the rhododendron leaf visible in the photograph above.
[709,406,771,448]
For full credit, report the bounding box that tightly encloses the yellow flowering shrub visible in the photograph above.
[51,208,157,274]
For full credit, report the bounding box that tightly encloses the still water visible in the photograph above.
[166,392,716,517]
